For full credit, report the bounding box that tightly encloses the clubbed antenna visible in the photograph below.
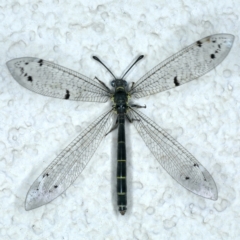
[92,56,116,80]
[122,55,144,79]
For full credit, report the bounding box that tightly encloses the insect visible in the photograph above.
[7,34,234,215]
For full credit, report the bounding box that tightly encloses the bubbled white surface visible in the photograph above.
[0,0,239,239]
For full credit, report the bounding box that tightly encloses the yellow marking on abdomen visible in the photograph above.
[118,192,126,195]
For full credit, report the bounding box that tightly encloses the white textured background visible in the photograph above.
[0,0,239,239]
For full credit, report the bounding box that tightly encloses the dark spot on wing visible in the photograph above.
[174,76,179,86]
[215,50,218,53]
[24,73,27,77]
[38,59,43,67]
[185,177,190,180]
[20,67,24,74]
[28,76,33,82]
[210,54,215,59]
[212,40,216,43]
[65,89,70,99]
[25,62,29,65]
[54,185,58,188]
[194,163,199,167]
[196,41,202,47]
[43,173,49,177]
[218,44,221,48]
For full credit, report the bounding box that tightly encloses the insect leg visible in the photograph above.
[130,104,146,108]
[126,113,140,123]
[95,76,112,92]
[105,117,118,136]
[129,82,135,91]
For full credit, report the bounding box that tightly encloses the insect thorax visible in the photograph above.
[112,79,129,114]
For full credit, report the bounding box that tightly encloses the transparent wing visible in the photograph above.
[130,34,234,98]
[25,109,114,210]
[128,108,217,200]
[7,57,111,102]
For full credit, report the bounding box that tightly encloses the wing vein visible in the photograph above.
[130,34,234,98]
[128,107,217,200]
[7,57,112,102]
[25,109,114,210]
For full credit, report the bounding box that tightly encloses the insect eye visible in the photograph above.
[111,80,116,87]
[123,80,127,87]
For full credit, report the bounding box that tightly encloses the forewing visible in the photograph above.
[25,109,114,210]
[128,108,217,200]
[7,57,111,102]
[130,34,234,98]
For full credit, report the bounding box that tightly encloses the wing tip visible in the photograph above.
[6,59,14,72]
[195,189,218,201]
[25,194,37,211]
[212,195,218,201]
[224,33,235,46]
[212,33,234,38]
[205,33,235,46]
[203,182,218,201]
[25,196,45,211]
[25,204,32,211]
[25,186,44,211]
[25,204,40,211]
[208,189,218,201]
[216,33,235,46]
[223,33,235,39]
[25,199,36,211]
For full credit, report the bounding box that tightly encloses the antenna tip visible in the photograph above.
[136,55,144,62]
[92,56,99,61]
